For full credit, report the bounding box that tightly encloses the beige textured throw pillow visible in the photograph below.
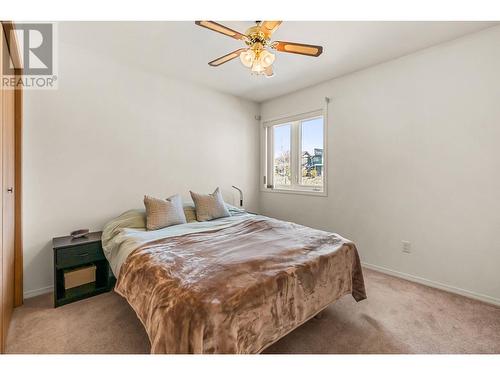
[182,203,198,223]
[144,194,187,230]
[190,187,230,221]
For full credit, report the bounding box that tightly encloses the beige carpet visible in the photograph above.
[6,268,500,354]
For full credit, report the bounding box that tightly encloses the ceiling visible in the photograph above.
[59,21,498,102]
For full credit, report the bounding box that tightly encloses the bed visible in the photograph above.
[102,206,366,354]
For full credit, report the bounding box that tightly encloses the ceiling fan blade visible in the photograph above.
[264,66,274,78]
[259,21,282,34]
[195,21,247,40]
[273,41,323,57]
[208,48,247,67]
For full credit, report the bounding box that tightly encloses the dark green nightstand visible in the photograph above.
[52,231,116,307]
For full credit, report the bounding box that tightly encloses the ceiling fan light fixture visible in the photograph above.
[196,21,323,78]
[239,49,255,68]
[259,50,275,68]
[251,61,265,74]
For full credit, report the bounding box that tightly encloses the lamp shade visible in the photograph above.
[251,61,265,73]
[239,50,255,68]
[259,50,275,68]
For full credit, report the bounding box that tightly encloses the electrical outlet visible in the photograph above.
[402,241,411,253]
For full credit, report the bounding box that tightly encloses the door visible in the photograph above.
[0,27,3,353]
[1,28,15,352]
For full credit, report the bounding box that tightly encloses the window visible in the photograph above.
[263,110,326,194]
[273,123,291,186]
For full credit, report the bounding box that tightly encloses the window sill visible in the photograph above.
[261,187,328,197]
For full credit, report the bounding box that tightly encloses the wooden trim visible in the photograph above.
[1,21,22,70]
[0,26,4,354]
[1,22,23,307]
[14,70,22,307]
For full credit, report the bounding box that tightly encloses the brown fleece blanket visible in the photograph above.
[115,216,366,354]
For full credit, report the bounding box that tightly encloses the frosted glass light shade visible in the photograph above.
[239,50,255,68]
[251,61,265,73]
[259,50,275,68]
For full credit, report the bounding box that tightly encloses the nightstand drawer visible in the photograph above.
[56,242,104,268]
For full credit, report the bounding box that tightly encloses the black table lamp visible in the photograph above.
[232,186,243,207]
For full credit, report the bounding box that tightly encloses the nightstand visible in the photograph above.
[52,231,116,307]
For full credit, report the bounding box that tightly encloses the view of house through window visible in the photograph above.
[301,117,324,187]
[268,112,325,193]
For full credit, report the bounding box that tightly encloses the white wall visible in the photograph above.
[260,26,500,304]
[23,41,260,297]
[24,25,500,303]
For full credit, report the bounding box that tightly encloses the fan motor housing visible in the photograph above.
[245,26,271,46]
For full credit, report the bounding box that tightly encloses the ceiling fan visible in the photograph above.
[195,21,323,77]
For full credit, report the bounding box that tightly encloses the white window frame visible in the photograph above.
[261,109,327,196]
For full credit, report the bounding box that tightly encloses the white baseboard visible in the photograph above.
[24,285,53,299]
[362,262,500,307]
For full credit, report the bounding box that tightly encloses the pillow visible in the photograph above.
[182,202,198,223]
[144,194,187,230]
[102,209,147,260]
[190,187,230,221]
